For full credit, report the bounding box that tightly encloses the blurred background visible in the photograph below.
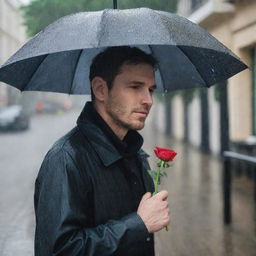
[0,0,255,255]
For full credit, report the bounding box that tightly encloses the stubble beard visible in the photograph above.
[106,102,147,132]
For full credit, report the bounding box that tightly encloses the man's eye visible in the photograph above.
[130,86,140,89]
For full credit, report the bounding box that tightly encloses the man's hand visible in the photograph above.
[137,190,170,233]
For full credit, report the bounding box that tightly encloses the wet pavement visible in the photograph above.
[0,110,77,256]
[142,129,256,256]
[0,108,255,255]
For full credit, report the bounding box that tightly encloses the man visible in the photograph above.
[34,46,170,256]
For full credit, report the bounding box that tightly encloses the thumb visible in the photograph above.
[141,192,152,201]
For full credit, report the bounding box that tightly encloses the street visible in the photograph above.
[0,107,255,256]
[0,109,78,256]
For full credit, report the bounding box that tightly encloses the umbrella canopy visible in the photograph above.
[0,8,247,94]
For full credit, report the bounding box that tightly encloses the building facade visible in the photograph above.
[0,0,27,107]
[152,0,255,155]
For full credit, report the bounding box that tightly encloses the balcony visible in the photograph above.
[178,0,235,25]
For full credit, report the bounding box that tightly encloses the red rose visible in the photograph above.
[154,146,177,162]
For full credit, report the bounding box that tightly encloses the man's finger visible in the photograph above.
[141,192,152,201]
[154,190,168,200]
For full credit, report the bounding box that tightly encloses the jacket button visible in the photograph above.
[146,237,151,242]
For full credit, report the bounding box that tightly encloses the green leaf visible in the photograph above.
[147,169,157,180]
[163,162,170,168]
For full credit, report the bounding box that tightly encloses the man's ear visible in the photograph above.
[91,77,108,102]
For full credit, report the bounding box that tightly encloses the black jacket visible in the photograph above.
[34,102,155,256]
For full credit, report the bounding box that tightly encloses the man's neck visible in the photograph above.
[93,103,128,140]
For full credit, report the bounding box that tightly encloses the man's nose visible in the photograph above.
[141,90,153,106]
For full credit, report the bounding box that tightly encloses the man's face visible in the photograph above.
[104,63,156,135]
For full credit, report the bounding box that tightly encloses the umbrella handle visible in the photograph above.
[113,0,117,9]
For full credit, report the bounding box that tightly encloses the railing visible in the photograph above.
[223,151,256,224]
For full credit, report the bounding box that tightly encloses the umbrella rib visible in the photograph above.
[97,9,109,47]
[154,11,207,87]
[21,54,48,91]
[176,45,207,86]
[69,49,84,94]
[148,45,165,92]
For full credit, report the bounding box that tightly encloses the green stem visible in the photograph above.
[154,160,164,194]
[154,160,169,232]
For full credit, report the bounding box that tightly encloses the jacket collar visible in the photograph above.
[76,102,144,167]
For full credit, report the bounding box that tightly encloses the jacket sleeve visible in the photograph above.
[34,148,150,256]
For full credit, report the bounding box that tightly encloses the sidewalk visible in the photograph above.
[142,126,256,256]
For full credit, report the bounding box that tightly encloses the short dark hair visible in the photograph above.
[89,46,158,101]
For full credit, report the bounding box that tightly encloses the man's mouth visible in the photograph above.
[134,110,149,117]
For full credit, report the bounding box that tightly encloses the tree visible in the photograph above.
[21,0,178,37]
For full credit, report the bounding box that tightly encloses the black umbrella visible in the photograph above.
[0,8,247,94]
